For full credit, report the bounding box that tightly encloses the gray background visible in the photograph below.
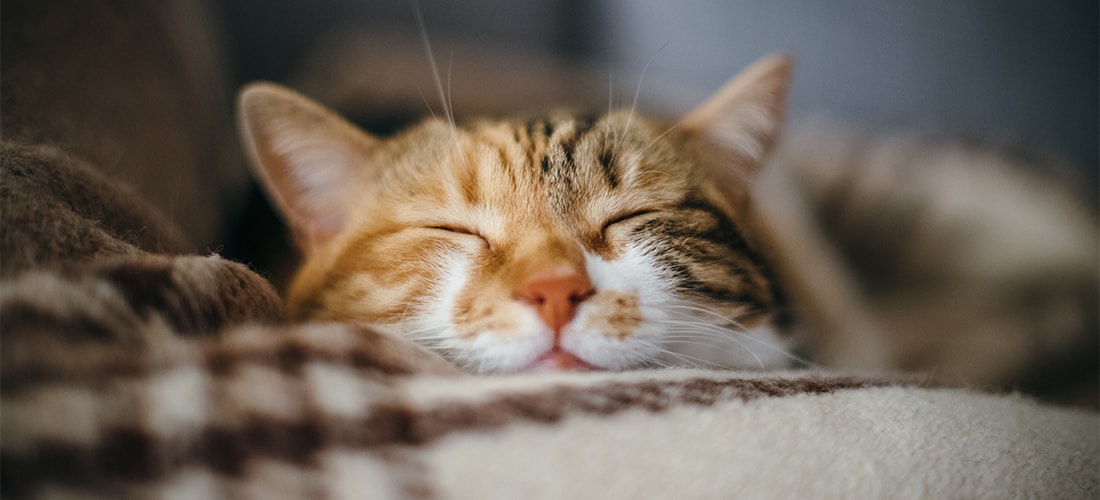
[220,0,1098,178]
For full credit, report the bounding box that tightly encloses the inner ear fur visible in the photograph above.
[237,82,379,254]
[680,53,793,199]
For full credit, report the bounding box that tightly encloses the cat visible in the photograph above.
[238,54,1098,402]
[238,55,796,374]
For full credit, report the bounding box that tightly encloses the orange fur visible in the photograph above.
[239,55,793,373]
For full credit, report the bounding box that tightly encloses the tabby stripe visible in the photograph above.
[679,198,748,248]
[558,115,598,171]
[675,198,792,325]
[636,198,781,315]
[598,147,618,188]
[525,118,554,142]
[681,197,774,276]
[1,375,890,495]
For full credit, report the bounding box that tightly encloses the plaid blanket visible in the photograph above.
[2,147,1096,498]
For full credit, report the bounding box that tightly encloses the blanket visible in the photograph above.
[2,146,1097,499]
[3,310,1098,499]
[2,2,1097,498]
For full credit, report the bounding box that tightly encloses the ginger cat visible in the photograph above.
[239,55,794,374]
[239,53,1097,404]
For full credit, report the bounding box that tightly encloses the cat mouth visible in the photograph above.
[521,349,599,373]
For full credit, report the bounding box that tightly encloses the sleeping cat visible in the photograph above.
[239,55,795,374]
[238,54,1098,400]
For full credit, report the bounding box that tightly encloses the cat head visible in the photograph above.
[238,54,793,373]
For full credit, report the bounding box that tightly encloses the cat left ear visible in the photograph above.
[238,82,379,254]
[681,53,793,177]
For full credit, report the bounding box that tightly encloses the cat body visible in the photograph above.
[240,55,1097,402]
[239,56,795,374]
[760,127,1098,400]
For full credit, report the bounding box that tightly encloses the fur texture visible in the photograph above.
[241,52,1097,401]
[239,56,796,374]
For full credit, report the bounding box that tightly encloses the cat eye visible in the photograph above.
[602,210,658,231]
[428,224,476,236]
[426,224,491,248]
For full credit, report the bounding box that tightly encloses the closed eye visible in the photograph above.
[428,224,477,235]
[427,224,491,249]
[602,210,658,232]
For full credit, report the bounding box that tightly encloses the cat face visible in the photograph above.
[239,54,794,374]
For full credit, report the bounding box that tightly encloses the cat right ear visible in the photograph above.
[237,82,378,254]
[680,54,793,184]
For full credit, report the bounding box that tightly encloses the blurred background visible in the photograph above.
[217,0,1098,175]
[212,0,1098,288]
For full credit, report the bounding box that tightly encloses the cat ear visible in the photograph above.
[681,53,793,177]
[238,82,378,253]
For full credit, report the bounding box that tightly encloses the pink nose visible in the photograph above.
[518,266,595,333]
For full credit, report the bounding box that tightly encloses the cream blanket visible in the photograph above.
[3,319,1096,499]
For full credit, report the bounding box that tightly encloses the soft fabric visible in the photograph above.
[3,321,1097,499]
[1,0,248,250]
[0,143,190,276]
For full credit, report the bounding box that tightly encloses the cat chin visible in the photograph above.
[517,349,601,374]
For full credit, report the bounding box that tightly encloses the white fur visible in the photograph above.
[402,251,470,354]
[408,240,793,373]
[566,247,678,369]
[580,245,793,370]
[404,250,551,374]
[466,324,553,373]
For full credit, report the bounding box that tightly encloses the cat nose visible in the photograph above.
[518,265,595,332]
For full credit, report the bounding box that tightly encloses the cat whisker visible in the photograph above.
[657,330,769,369]
[633,338,730,370]
[656,306,819,367]
[446,44,455,124]
[400,325,454,345]
[398,303,416,325]
[616,41,669,156]
[644,354,698,370]
[414,84,438,120]
[413,1,452,128]
[670,325,818,369]
[603,68,622,165]
[412,0,471,174]
[664,316,751,337]
[619,339,682,368]
[476,354,493,374]
[405,333,452,343]
[607,69,614,129]
[662,302,755,328]
[637,117,686,157]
